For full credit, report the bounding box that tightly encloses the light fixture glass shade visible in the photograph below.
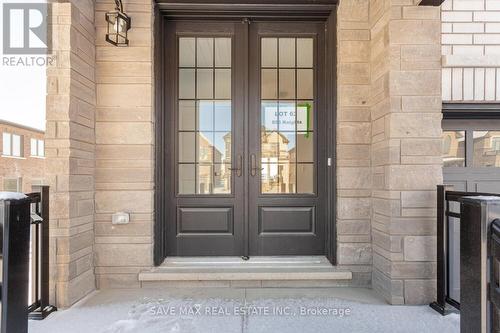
[105,11,131,46]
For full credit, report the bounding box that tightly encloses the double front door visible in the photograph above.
[165,19,328,256]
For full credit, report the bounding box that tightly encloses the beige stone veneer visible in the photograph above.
[46,0,442,307]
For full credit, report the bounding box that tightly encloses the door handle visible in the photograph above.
[228,154,242,177]
[250,154,263,177]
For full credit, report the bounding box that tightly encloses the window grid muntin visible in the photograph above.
[178,36,232,195]
[260,37,315,194]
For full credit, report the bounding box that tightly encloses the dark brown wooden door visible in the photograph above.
[165,20,328,256]
[165,21,247,256]
[248,22,327,255]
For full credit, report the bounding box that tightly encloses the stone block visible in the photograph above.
[337,243,372,265]
[390,71,441,96]
[389,20,440,45]
[94,243,152,267]
[387,165,443,190]
[404,236,436,261]
[404,279,436,304]
[337,167,372,189]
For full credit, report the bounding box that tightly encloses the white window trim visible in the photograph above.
[30,138,45,158]
[2,132,23,158]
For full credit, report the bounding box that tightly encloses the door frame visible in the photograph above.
[153,1,338,265]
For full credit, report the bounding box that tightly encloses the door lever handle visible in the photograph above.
[228,154,242,177]
[250,154,262,177]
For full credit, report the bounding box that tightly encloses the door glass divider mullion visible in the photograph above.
[294,37,298,194]
[276,38,281,193]
[194,37,198,194]
[211,39,216,194]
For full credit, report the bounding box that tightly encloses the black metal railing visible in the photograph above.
[26,186,57,319]
[0,186,56,333]
[430,185,500,315]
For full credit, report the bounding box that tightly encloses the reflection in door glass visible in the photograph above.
[473,131,500,167]
[260,37,315,194]
[442,131,465,167]
[178,37,232,194]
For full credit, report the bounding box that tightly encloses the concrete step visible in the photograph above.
[138,256,352,282]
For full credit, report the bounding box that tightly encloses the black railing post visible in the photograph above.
[431,184,453,315]
[1,195,31,333]
[29,185,57,320]
[460,196,500,333]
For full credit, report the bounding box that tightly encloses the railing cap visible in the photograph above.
[0,192,28,201]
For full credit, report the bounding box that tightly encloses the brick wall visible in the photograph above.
[45,1,97,308]
[442,0,500,101]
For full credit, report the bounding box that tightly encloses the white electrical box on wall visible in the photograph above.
[112,212,130,225]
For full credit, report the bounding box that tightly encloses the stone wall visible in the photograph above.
[369,0,442,305]
[93,0,154,289]
[336,0,374,287]
[45,1,97,307]
[46,0,444,306]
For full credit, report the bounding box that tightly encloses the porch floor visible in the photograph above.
[29,288,459,333]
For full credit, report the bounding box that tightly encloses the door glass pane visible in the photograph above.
[214,132,231,163]
[179,100,196,131]
[197,164,213,194]
[179,164,196,194]
[214,101,231,131]
[278,69,295,99]
[197,69,213,99]
[278,101,296,131]
[297,38,313,68]
[198,132,214,163]
[297,132,314,163]
[215,69,231,99]
[297,69,313,99]
[178,37,232,195]
[261,69,277,99]
[473,131,500,167]
[261,101,278,131]
[179,38,195,67]
[297,164,314,193]
[197,38,213,67]
[260,37,315,194]
[179,132,196,163]
[198,101,214,131]
[215,38,231,67]
[279,38,295,67]
[214,164,231,194]
[179,69,195,99]
[261,38,277,68]
[261,161,279,193]
[442,131,465,167]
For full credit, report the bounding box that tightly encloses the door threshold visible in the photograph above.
[138,256,352,283]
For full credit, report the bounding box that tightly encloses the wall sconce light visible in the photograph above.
[105,0,131,46]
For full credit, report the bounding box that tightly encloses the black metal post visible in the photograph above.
[431,185,453,315]
[1,195,31,333]
[460,196,500,333]
[29,185,57,319]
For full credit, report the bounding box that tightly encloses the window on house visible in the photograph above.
[2,132,23,157]
[30,138,45,157]
[3,177,22,192]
